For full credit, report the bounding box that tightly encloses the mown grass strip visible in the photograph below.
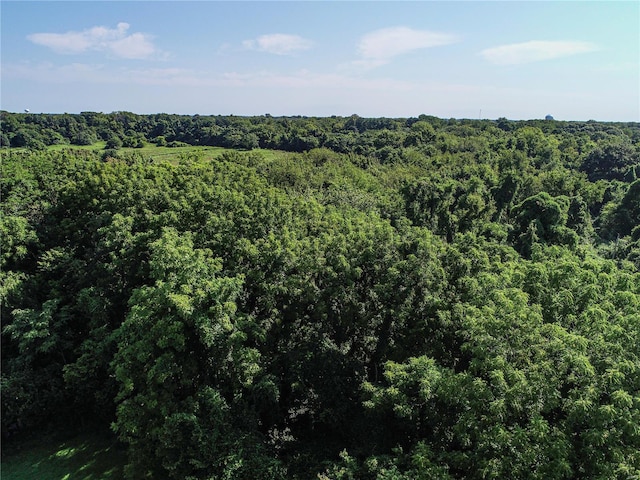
[1,431,126,480]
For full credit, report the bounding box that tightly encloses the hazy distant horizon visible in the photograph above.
[5,110,637,124]
[2,1,638,122]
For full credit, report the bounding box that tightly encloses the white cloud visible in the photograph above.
[2,60,415,91]
[27,22,162,59]
[27,31,92,54]
[109,33,157,59]
[480,40,599,65]
[243,34,313,55]
[357,26,458,61]
[217,70,416,90]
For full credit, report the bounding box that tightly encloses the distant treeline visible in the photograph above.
[3,110,640,157]
[2,112,640,479]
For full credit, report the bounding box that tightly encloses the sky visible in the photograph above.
[1,1,638,121]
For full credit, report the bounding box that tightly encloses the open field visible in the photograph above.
[3,143,287,164]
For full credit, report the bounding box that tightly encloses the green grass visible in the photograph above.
[46,141,223,159]
[4,142,288,166]
[47,141,108,151]
[130,144,229,162]
[1,431,126,480]
[42,142,286,163]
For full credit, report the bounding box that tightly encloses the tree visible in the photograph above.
[599,180,640,239]
[2,114,640,479]
[581,141,639,181]
[111,228,281,479]
[510,192,578,255]
[105,135,123,149]
[9,128,45,149]
[72,130,98,146]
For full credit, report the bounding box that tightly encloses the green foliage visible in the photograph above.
[111,228,282,479]
[581,141,639,181]
[403,176,494,240]
[105,135,123,149]
[599,180,640,239]
[72,130,98,146]
[510,192,579,256]
[2,115,639,479]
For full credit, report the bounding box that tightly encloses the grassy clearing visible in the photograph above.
[46,142,225,161]
[125,145,288,164]
[1,431,126,480]
[39,143,287,164]
[47,141,108,151]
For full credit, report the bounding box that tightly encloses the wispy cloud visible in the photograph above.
[27,22,163,60]
[357,26,458,62]
[480,40,599,65]
[7,60,617,118]
[242,34,313,55]
[2,61,416,91]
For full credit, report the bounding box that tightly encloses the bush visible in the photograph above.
[105,137,123,149]
[72,131,98,146]
[167,141,189,148]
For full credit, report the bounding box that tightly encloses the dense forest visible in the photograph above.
[1,111,639,479]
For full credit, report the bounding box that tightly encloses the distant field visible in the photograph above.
[47,142,228,161]
[1,431,126,480]
[46,141,108,151]
[5,142,286,164]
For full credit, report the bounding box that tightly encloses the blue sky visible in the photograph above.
[1,1,638,120]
